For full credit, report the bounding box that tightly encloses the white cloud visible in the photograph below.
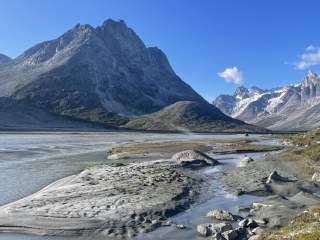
[217,67,244,85]
[306,45,316,51]
[295,46,320,70]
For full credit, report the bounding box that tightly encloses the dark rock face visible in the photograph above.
[0,19,205,126]
[126,101,266,133]
[213,70,320,131]
[0,53,11,65]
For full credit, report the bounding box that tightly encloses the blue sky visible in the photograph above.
[0,0,319,101]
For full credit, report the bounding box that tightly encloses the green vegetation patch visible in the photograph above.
[107,138,280,156]
[283,129,320,174]
[257,207,320,240]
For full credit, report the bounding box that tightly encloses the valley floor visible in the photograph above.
[0,132,319,239]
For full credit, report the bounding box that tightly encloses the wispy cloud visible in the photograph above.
[217,67,244,85]
[295,45,320,70]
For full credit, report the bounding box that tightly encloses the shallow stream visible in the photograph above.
[0,132,277,240]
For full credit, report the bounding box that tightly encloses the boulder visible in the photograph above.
[266,170,296,184]
[212,232,226,240]
[214,222,233,233]
[196,222,233,237]
[223,229,239,240]
[207,209,240,221]
[311,172,320,182]
[197,223,214,237]
[240,156,254,167]
[239,218,258,228]
[172,150,219,167]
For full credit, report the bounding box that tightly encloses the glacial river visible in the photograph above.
[0,132,271,240]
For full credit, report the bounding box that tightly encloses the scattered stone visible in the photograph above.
[240,156,254,166]
[197,223,214,237]
[162,220,172,226]
[196,222,233,237]
[222,229,238,240]
[252,226,264,235]
[239,218,259,228]
[207,209,240,221]
[175,224,186,229]
[212,232,226,240]
[311,172,320,182]
[266,170,295,184]
[172,150,219,167]
[214,222,233,233]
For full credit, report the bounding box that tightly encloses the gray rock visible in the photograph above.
[222,229,238,240]
[196,222,232,237]
[207,209,239,221]
[239,218,258,228]
[214,222,233,233]
[240,156,254,166]
[175,224,186,229]
[212,232,226,240]
[172,150,219,167]
[266,170,295,184]
[197,223,214,237]
[312,172,320,182]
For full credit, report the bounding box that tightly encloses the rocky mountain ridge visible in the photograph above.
[0,19,206,126]
[214,70,320,130]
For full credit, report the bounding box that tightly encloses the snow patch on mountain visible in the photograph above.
[213,70,320,130]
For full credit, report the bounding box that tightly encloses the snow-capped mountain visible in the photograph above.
[214,70,320,131]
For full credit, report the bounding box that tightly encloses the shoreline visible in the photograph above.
[1,134,317,239]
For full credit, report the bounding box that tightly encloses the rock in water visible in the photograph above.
[223,229,239,240]
[197,223,214,237]
[311,172,320,182]
[196,223,233,237]
[172,150,219,167]
[239,156,254,167]
[239,218,259,228]
[206,209,240,221]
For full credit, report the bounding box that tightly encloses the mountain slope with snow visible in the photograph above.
[214,70,320,131]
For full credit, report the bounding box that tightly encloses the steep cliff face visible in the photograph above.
[0,19,205,126]
[214,70,320,131]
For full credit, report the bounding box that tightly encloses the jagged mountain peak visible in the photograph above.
[234,86,249,99]
[302,69,320,86]
[0,18,206,126]
[214,69,320,131]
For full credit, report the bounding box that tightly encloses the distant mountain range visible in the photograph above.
[214,70,320,131]
[0,54,11,65]
[0,19,259,132]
